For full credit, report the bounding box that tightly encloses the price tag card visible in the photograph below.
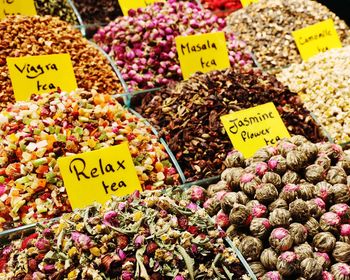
[0,0,36,18]
[292,19,342,61]
[221,102,290,158]
[240,0,259,7]
[175,31,230,80]
[58,143,142,210]
[7,54,77,101]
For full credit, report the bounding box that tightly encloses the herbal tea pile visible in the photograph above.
[34,0,79,25]
[0,89,179,230]
[134,67,325,181]
[0,189,249,280]
[193,135,350,279]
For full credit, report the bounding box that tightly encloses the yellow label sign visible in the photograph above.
[7,54,77,101]
[119,0,164,15]
[240,0,259,7]
[221,102,290,158]
[292,19,342,61]
[175,31,230,80]
[58,143,142,210]
[0,0,36,18]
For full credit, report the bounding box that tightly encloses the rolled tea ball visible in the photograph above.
[238,236,263,261]
[255,183,279,204]
[251,203,268,218]
[203,197,221,216]
[207,181,229,197]
[289,199,310,222]
[314,252,332,270]
[282,170,301,185]
[330,204,350,221]
[307,198,326,219]
[277,141,297,157]
[327,167,347,185]
[298,182,315,201]
[315,155,332,171]
[320,212,341,233]
[330,184,350,204]
[250,218,271,238]
[252,147,276,162]
[240,173,261,197]
[331,263,350,280]
[299,142,318,160]
[249,261,267,278]
[313,232,336,253]
[221,192,247,214]
[279,183,300,203]
[256,162,269,177]
[337,155,350,174]
[322,271,335,280]
[314,181,332,202]
[290,135,308,146]
[268,199,288,212]
[269,208,291,227]
[305,217,321,238]
[261,271,283,280]
[229,203,252,227]
[186,185,207,203]
[224,150,245,168]
[294,243,314,261]
[269,228,293,252]
[221,167,244,189]
[289,223,308,245]
[268,155,287,174]
[318,143,343,161]
[276,251,299,277]
[340,224,350,244]
[260,248,278,270]
[305,164,325,184]
[286,150,309,171]
[300,257,323,280]
[332,242,350,263]
[262,172,282,188]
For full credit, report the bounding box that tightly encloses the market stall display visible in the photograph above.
[200,0,242,18]
[0,15,124,111]
[0,89,179,231]
[0,188,250,280]
[133,67,326,182]
[193,135,350,278]
[277,46,350,144]
[224,0,350,73]
[93,0,253,90]
[34,0,79,25]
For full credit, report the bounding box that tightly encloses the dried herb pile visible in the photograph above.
[0,188,248,280]
[34,0,79,25]
[225,0,350,73]
[195,136,350,279]
[134,68,325,181]
[0,89,179,231]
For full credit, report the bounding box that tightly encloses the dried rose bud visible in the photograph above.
[313,232,336,253]
[146,242,158,255]
[331,263,350,280]
[215,210,230,229]
[268,155,287,174]
[333,242,350,263]
[134,235,145,247]
[269,208,291,227]
[282,170,301,185]
[289,223,308,245]
[256,162,268,176]
[340,224,350,243]
[122,271,133,280]
[239,236,263,261]
[300,257,323,280]
[103,211,118,227]
[260,247,278,270]
[250,218,271,238]
[322,271,334,280]
[315,252,332,270]
[35,238,50,252]
[255,183,278,204]
[251,203,268,218]
[186,185,206,202]
[174,275,185,280]
[305,217,321,238]
[276,251,298,277]
[320,212,341,233]
[289,199,310,222]
[186,202,199,212]
[71,232,93,250]
[294,243,314,261]
[28,259,37,271]
[269,228,293,252]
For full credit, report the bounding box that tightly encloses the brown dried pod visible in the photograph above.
[337,155,350,174]
[313,232,336,253]
[268,199,288,212]
[255,183,278,204]
[240,173,262,197]
[326,167,347,185]
[307,198,326,219]
[260,248,278,270]
[294,243,314,261]
[314,252,331,270]
[267,155,287,174]
[261,271,283,280]
[282,170,301,185]
[250,218,271,238]
[249,261,267,278]
[290,135,308,146]
[314,181,332,202]
[289,199,310,222]
[229,203,252,226]
[286,150,309,171]
[333,242,350,263]
[299,142,319,161]
[300,257,323,280]
[269,208,291,227]
[276,251,299,277]
[305,217,321,238]
[207,181,229,197]
[262,172,282,188]
[305,164,325,184]
[279,183,300,203]
[289,223,308,245]
[330,184,350,204]
[221,167,244,189]
[224,150,245,168]
[269,228,293,252]
[238,236,263,261]
[320,212,341,233]
[331,263,350,280]
[298,182,315,200]
[315,155,332,171]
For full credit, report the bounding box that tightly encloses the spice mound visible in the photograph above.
[34,0,78,25]
[277,46,350,144]
[0,89,178,230]
[93,0,253,90]
[0,189,248,280]
[0,15,123,111]
[134,67,325,181]
[199,136,350,278]
[225,0,350,73]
